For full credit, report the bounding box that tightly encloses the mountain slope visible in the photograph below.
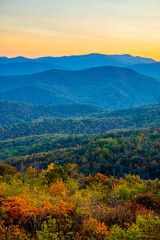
[0,66,160,109]
[110,54,156,65]
[0,62,63,76]
[0,100,108,126]
[98,103,160,118]
[130,62,160,79]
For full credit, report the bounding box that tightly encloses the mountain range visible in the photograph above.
[0,53,157,75]
[0,66,160,109]
[0,54,159,181]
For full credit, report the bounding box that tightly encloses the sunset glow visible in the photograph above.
[0,0,160,60]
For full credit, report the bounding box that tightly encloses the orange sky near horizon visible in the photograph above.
[0,0,160,61]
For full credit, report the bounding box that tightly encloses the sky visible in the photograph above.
[0,0,160,60]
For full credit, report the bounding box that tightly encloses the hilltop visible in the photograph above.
[0,66,160,109]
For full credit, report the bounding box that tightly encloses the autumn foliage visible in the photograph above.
[0,163,160,239]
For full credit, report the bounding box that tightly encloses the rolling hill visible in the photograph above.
[98,103,160,119]
[130,62,160,79]
[0,100,108,126]
[0,103,159,140]
[0,66,160,109]
[2,127,159,179]
[0,56,32,64]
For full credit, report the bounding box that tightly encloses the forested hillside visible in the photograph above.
[0,103,159,140]
[1,127,159,179]
[0,100,107,126]
[0,161,159,239]
[1,66,160,109]
[98,103,160,119]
